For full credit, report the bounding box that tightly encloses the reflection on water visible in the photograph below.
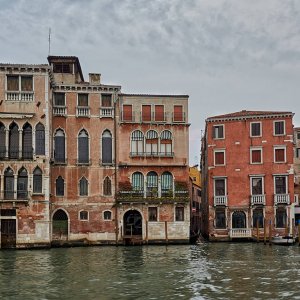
[0,243,300,299]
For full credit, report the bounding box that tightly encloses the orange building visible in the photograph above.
[201,110,295,241]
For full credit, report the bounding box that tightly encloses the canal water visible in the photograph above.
[0,243,300,299]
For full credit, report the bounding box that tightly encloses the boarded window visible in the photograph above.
[131,130,144,155]
[54,130,65,163]
[33,167,42,193]
[79,177,88,196]
[78,94,88,106]
[9,123,19,159]
[215,179,225,196]
[7,76,19,91]
[251,123,261,136]
[123,105,132,121]
[275,176,286,194]
[215,151,225,165]
[148,207,157,221]
[79,211,88,220]
[132,172,144,191]
[4,168,14,200]
[54,93,65,106]
[142,105,151,122]
[56,176,64,196]
[21,76,33,91]
[103,177,112,196]
[0,123,6,158]
[175,207,184,221]
[104,211,112,220]
[173,105,183,122]
[251,178,263,195]
[251,149,262,163]
[102,130,112,164]
[17,168,28,199]
[35,123,45,155]
[101,94,112,107]
[78,130,89,164]
[22,123,33,159]
[274,121,285,135]
[155,105,164,121]
[275,148,285,162]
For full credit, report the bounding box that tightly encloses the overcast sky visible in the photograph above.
[1,0,300,165]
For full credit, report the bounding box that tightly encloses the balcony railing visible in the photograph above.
[130,152,174,158]
[214,195,227,206]
[230,228,252,238]
[0,190,29,201]
[76,106,90,117]
[53,106,67,116]
[6,91,34,102]
[100,107,114,118]
[251,194,266,205]
[274,194,290,205]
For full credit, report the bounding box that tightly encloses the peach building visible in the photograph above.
[201,110,295,241]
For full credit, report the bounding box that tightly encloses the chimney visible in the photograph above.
[89,73,101,85]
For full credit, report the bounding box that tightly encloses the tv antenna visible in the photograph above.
[48,28,51,56]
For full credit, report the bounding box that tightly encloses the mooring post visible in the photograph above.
[256,219,259,242]
[165,221,168,245]
[146,221,148,244]
[269,219,272,246]
[264,218,267,245]
[298,224,300,246]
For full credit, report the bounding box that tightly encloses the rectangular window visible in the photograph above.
[123,105,133,121]
[7,75,33,92]
[214,150,225,165]
[215,209,226,229]
[251,122,261,137]
[21,76,33,91]
[54,93,65,106]
[213,125,224,139]
[7,75,19,91]
[215,179,225,196]
[175,207,184,221]
[274,121,285,135]
[251,177,263,195]
[275,176,287,194]
[101,94,112,107]
[274,147,286,163]
[148,207,158,222]
[276,208,286,228]
[253,208,264,228]
[155,105,164,121]
[53,63,72,73]
[173,105,183,122]
[142,105,151,122]
[251,148,262,164]
[79,211,88,221]
[296,148,300,158]
[78,94,88,106]
[297,131,300,140]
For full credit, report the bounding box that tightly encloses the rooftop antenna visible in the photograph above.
[48,28,51,56]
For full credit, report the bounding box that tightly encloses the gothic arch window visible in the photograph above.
[146,171,158,197]
[232,211,246,229]
[22,123,33,159]
[56,176,64,196]
[78,129,89,164]
[54,129,65,163]
[9,122,19,159]
[35,123,45,155]
[132,172,144,192]
[146,130,158,155]
[17,167,28,199]
[161,171,173,196]
[4,167,14,199]
[102,130,112,164]
[131,130,144,155]
[103,177,112,196]
[33,167,42,194]
[0,123,6,158]
[79,177,88,196]
[160,130,172,155]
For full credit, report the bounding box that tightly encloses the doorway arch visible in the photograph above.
[52,209,68,240]
[123,210,142,236]
[232,211,246,229]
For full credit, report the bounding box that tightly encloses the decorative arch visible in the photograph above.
[145,130,158,155]
[232,211,246,229]
[79,176,88,196]
[22,123,33,159]
[131,130,144,155]
[160,130,173,156]
[78,129,89,164]
[17,167,28,199]
[102,130,112,164]
[52,209,69,241]
[33,166,42,193]
[9,122,19,159]
[103,176,112,196]
[123,209,143,236]
[146,171,158,197]
[4,167,14,199]
[54,129,65,163]
[35,122,45,155]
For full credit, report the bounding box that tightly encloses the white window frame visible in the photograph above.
[249,176,265,195]
[148,206,159,222]
[273,175,288,194]
[174,206,185,222]
[273,120,285,136]
[213,124,225,139]
[214,149,226,166]
[250,121,262,137]
[103,210,112,221]
[213,177,227,196]
[274,146,286,163]
[78,210,89,221]
[250,147,263,164]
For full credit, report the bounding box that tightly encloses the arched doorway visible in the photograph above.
[52,209,68,240]
[232,211,246,228]
[123,210,142,236]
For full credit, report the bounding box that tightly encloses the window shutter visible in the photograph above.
[173,106,183,122]
[252,150,261,163]
[7,76,19,91]
[21,76,33,91]
[215,152,224,165]
[123,105,132,121]
[275,149,284,162]
[102,95,112,107]
[155,105,164,121]
[142,105,151,122]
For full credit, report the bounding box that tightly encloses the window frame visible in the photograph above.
[175,206,184,222]
[214,149,226,166]
[55,176,65,197]
[274,146,286,163]
[250,121,262,137]
[79,210,89,221]
[250,147,263,164]
[250,176,264,195]
[79,177,89,196]
[77,93,89,107]
[212,124,225,140]
[273,120,285,136]
[215,208,226,229]
[103,210,112,221]
[122,104,133,122]
[53,92,66,107]
[148,207,158,222]
[274,175,288,195]
[32,167,43,194]
[214,177,227,197]
[275,207,287,229]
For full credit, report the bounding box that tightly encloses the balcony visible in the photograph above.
[76,106,90,118]
[0,190,29,202]
[229,228,252,238]
[214,195,227,206]
[6,91,34,102]
[251,194,266,205]
[100,107,114,118]
[274,194,290,205]
[53,106,67,116]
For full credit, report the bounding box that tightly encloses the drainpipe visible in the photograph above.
[114,91,119,245]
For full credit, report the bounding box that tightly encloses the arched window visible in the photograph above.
[4,168,14,199]
[79,177,88,196]
[9,122,19,159]
[131,130,144,156]
[0,123,6,158]
[160,130,172,156]
[146,171,158,197]
[232,211,246,229]
[132,172,144,192]
[103,177,112,196]
[104,211,112,220]
[56,176,64,196]
[102,130,112,164]
[17,167,28,199]
[161,172,173,196]
[78,130,89,164]
[22,123,33,159]
[33,167,42,194]
[146,130,158,155]
[54,129,65,163]
[35,123,45,155]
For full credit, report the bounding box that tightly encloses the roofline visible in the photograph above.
[121,93,189,98]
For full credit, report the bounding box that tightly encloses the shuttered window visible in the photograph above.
[155,105,164,121]
[103,177,112,196]
[56,176,64,196]
[123,105,132,121]
[0,123,6,158]
[101,94,112,107]
[251,149,262,164]
[161,172,173,194]
[275,148,285,162]
[33,167,42,193]
[78,130,89,164]
[78,94,88,106]
[146,130,158,155]
[22,123,33,159]
[160,130,172,155]
[132,172,144,191]
[17,168,28,199]
[54,130,65,163]
[21,76,33,91]
[35,123,45,155]
[102,130,112,164]
[54,93,65,106]
[131,130,144,155]
[146,171,158,196]
[79,177,88,196]
[9,123,19,159]
[4,168,14,199]
[142,105,151,122]
[173,105,183,122]
[214,151,225,165]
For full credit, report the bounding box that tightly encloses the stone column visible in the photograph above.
[14,174,18,200]
[18,129,23,159]
[5,128,9,158]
